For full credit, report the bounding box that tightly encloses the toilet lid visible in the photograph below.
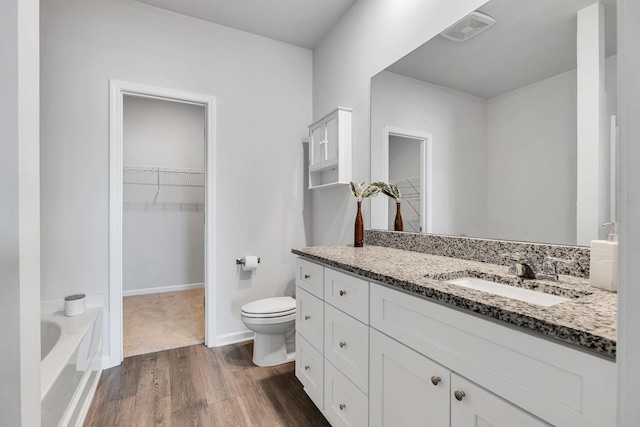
[241,296,296,315]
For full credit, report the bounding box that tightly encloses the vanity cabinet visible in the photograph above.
[295,257,616,427]
[307,107,352,189]
[371,328,548,427]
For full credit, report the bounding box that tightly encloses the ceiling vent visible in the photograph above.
[440,11,496,42]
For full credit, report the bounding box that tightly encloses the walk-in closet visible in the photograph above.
[122,95,206,357]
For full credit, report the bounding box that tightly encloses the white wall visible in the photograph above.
[40,0,312,360]
[486,69,577,245]
[311,0,487,246]
[371,71,488,237]
[122,96,205,292]
[617,0,640,423]
[0,0,40,425]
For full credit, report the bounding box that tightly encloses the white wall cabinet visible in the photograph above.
[295,258,616,427]
[308,107,352,189]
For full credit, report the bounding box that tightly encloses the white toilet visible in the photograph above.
[241,296,296,366]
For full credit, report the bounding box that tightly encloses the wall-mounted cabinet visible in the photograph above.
[308,107,352,189]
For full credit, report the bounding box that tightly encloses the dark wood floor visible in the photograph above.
[84,342,330,427]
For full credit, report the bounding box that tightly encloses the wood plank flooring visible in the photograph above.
[84,342,330,427]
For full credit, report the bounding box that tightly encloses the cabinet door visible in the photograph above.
[309,123,325,171]
[295,333,324,411]
[450,373,551,427]
[370,329,450,427]
[324,113,339,167]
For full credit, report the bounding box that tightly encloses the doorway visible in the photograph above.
[109,81,217,367]
[121,95,205,357]
[378,126,432,234]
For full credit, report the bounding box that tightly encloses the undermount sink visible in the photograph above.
[447,277,570,307]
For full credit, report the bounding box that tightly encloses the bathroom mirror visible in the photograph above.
[370,0,617,246]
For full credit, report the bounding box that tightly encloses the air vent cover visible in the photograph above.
[440,11,496,42]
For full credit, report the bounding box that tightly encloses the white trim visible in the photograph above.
[215,331,255,347]
[109,80,217,367]
[122,283,204,297]
[372,126,432,233]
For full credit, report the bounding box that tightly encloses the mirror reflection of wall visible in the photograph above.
[370,0,617,246]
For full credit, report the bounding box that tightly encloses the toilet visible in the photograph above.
[241,296,296,366]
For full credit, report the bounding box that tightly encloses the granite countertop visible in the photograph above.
[292,245,617,359]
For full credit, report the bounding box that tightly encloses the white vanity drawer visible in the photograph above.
[295,258,324,298]
[324,360,368,427]
[296,287,324,352]
[324,303,369,394]
[295,333,324,411]
[324,268,369,324]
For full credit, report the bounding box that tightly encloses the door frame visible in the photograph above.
[371,126,432,233]
[109,80,217,367]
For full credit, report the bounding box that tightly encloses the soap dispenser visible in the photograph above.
[589,222,618,292]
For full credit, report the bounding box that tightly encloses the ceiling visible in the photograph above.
[387,0,617,99]
[135,0,357,49]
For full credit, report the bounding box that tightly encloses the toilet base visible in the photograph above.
[252,332,296,367]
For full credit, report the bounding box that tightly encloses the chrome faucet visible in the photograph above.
[536,256,573,281]
[502,253,572,281]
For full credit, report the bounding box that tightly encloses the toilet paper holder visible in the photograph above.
[236,257,261,265]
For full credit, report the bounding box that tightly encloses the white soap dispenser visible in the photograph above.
[589,222,618,292]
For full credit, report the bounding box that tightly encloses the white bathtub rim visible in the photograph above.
[40,307,101,400]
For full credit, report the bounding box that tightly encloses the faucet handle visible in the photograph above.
[502,252,524,261]
[542,256,573,274]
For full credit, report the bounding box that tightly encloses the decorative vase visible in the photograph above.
[394,201,403,232]
[354,201,364,247]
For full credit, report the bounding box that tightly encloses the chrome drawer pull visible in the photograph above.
[304,365,310,371]
[339,403,346,410]
[304,315,311,320]
[339,341,346,348]
[431,376,441,386]
[339,290,347,296]
[454,390,465,401]
[304,274,311,279]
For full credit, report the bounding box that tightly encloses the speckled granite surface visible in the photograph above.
[365,230,591,278]
[292,245,616,359]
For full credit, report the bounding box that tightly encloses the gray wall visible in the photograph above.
[40,0,312,360]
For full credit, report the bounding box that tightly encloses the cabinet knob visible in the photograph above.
[339,290,347,296]
[339,341,346,348]
[454,390,466,401]
[304,364,310,371]
[431,376,441,386]
[304,315,311,320]
[304,274,311,279]
[339,403,346,411]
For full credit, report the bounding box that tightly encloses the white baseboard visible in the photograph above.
[211,330,254,347]
[123,282,204,297]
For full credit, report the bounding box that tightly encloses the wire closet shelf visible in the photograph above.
[123,165,205,208]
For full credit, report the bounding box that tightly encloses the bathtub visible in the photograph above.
[41,307,103,427]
